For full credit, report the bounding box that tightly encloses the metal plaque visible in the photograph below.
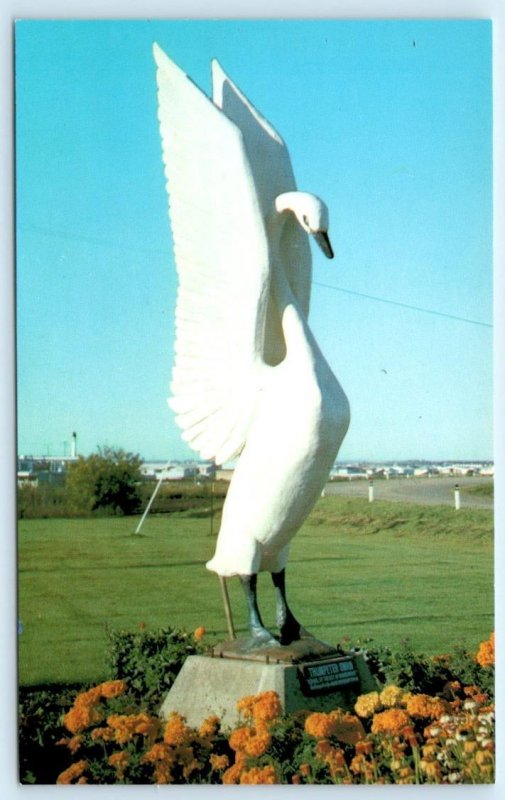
[298,656,359,695]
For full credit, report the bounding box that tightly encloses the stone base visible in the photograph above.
[160,646,376,729]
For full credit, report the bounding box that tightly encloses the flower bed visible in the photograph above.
[20,630,495,784]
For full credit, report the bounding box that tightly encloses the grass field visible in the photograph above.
[18,497,494,686]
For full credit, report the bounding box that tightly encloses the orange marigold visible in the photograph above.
[142,742,173,764]
[56,759,88,785]
[475,633,494,667]
[193,626,206,641]
[236,690,282,723]
[163,712,190,746]
[244,729,271,757]
[57,735,83,754]
[331,710,366,745]
[305,712,338,739]
[355,739,374,756]
[90,726,116,742]
[251,690,282,723]
[199,715,220,739]
[210,753,229,771]
[106,712,158,745]
[222,762,243,784]
[229,725,252,752]
[239,764,277,784]
[99,679,127,699]
[405,693,449,720]
[63,703,104,734]
[108,750,130,778]
[371,709,411,736]
[236,694,256,719]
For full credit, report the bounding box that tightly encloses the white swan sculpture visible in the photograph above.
[154,44,350,647]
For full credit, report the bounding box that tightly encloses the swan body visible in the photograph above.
[153,44,350,641]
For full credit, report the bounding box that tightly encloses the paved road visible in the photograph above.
[323,476,493,509]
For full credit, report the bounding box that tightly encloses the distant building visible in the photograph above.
[17,456,78,486]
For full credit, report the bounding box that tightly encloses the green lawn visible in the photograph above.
[18,497,494,686]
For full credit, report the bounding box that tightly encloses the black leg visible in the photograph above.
[271,569,303,645]
[239,574,278,646]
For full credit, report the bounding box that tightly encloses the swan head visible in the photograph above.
[275,191,334,259]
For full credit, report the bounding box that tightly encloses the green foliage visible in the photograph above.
[138,479,227,516]
[17,483,75,519]
[360,638,494,700]
[18,684,81,783]
[66,446,143,516]
[106,626,205,708]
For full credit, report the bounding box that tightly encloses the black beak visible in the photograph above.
[313,230,334,259]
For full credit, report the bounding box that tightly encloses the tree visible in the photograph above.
[66,446,143,516]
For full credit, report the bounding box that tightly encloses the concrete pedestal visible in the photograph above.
[160,646,376,729]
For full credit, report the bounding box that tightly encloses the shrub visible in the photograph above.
[106,626,206,708]
[358,637,494,701]
[66,447,143,516]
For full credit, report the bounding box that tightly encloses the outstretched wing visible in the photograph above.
[154,44,270,464]
[212,59,312,322]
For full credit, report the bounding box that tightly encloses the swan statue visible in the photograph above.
[153,44,350,648]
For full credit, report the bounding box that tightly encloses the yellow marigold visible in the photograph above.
[163,712,190,746]
[239,764,277,784]
[355,691,381,718]
[193,626,206,641]
[305,712,338,739]
[380,685,405,708]
[420,759,442,780]
[350,753,367,775]
[475,750,494,767]
[371,709,411,736]
[405,694,449,720]
[475,632,494,667]
[56,759,88,785]
[210,753,229,771]
[99,679,127,699]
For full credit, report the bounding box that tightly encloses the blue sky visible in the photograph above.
[15,19,493,462]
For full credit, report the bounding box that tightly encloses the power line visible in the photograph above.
[313,281,493,329]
